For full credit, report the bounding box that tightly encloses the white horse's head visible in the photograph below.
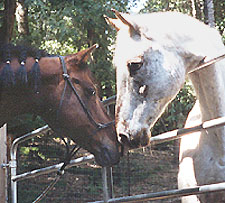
[105,11,207,149]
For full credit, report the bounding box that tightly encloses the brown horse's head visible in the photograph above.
[39,46,120,166]
[0,44,120,167]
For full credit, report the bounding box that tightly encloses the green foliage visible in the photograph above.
[141,0,193,14]
[5,0,224,136]
[141,0,225,41]
[214,0,225,39]
[13,0,130,97]
[8,114,46,135]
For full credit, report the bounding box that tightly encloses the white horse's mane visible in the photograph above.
[114,12,224,64]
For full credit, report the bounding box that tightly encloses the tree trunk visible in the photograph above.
[191,0,203,20]
[191,0,197,17]
[0,0,17,44]
[204,0,215,27]
[213,0,225,36]
[16,0,30,38]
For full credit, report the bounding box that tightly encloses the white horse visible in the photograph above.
[105,10,225,202]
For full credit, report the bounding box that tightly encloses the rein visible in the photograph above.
[58,56,114,130]
[32,144,81,203]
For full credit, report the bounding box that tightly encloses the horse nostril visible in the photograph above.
[119,133,140,149]
[95,146,120,167]
[119,133,130,145]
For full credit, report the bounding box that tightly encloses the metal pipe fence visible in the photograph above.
[92,116,225,203]
[12,154,95,182]
[91,182,225,203]
[8,96,116,203]
[9,126,97,203]
[10,125,50,203]
[4,95,225,202]
[150,116,225,145]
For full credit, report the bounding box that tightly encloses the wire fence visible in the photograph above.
[10,95,223,202]
[15,131,180,203]
[8,96,180,203]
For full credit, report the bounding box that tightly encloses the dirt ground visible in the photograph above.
[17,138,181,203]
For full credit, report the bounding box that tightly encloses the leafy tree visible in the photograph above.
[1,0,132,98]
[0,0,134,135]
[214,0,225,38]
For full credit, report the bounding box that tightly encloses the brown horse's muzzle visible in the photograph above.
[94,145,121,167]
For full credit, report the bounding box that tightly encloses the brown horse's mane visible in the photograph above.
[0,44,48,63]
[0,44,49,90]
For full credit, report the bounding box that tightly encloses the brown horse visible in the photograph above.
[0,44,120,167]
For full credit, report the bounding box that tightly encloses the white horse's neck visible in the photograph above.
[188,59,225,161]
[190,61,225,120]
[179,60,225,201]
[170,14,225,160]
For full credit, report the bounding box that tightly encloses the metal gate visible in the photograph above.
[1,97,225,202]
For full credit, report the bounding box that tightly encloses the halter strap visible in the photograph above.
[58,56,114,130]
[59,56,69,79]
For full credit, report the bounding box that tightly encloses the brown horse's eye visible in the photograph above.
[73,78,80,84]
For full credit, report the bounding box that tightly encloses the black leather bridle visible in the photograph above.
[58,56,114,131]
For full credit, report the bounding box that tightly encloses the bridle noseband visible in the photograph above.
[58,56,114,131]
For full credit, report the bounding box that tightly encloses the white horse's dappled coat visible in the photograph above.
[106,11,225,202]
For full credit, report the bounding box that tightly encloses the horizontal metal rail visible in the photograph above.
[9,125,94,203]
[90,182,225,203]
[150,116,225,145]
[102,95,116,106]
[9,95,225,203]
[92,116,225,203]
[10,125,50,203]
[11,154,94,182]
[8,97,115,203]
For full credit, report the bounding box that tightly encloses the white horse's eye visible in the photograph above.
[127,62,143,76]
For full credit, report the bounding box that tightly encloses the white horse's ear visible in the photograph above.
[105,9,140,37]
[104,15,122,31]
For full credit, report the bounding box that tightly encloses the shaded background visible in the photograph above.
[0,0,224,202]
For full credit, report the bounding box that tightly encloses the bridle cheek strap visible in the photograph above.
[58,56,114,131]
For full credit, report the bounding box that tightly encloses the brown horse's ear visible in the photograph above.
[77,44,98,64]
[105,9,140,37]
